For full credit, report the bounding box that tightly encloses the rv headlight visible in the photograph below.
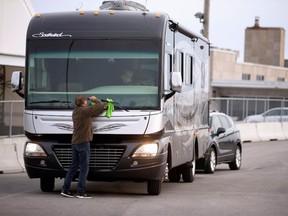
[25,143,47,157]
[132,143,158,158]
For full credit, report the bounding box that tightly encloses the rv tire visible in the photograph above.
[40,177,55,192]
[147,179,162,195]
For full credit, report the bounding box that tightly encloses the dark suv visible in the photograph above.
[197,111,242,173]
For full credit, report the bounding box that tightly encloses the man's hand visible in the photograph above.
[89,96,97,102]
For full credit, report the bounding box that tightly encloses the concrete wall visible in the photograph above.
[235,122,288,142]
[0,0,34,59]
[0,136,26,173]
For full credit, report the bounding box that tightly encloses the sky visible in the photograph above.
[30,0,288,62]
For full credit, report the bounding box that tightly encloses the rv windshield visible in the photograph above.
[26,40,160,110]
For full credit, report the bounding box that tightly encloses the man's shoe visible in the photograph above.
[61,191,74,198]
[76,193,92,199]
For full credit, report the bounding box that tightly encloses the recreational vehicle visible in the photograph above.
[11,1,210,195]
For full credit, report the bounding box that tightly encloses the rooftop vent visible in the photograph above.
[100,0,148,11]
[254,16,260,28]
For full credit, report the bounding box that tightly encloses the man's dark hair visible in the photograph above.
[75,94,86,107]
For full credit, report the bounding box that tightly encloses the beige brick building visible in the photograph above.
[210,48,288,98]
[210,17,288,100]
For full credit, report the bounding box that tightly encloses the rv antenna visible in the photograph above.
[142,0,148,15]
[75,2,83,11]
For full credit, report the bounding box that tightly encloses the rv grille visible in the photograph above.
[53,146,125,170]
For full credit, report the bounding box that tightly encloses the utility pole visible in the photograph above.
[195,0,210,39]
[203,0,210,39]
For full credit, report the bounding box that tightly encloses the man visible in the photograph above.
[121,69,134,84]
[61,94,107,198]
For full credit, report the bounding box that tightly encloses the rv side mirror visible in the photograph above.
[11,71,24,98]
[171,71,182,93]
[11,71,23,92]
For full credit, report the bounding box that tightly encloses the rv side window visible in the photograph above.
[186,55,193,85]
[164,53,172,90]
[169,54,172,72]
[177,51,184,82]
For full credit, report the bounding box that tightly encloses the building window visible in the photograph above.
[277,77,285,82]
[242,73,251,80]
[256,75,264,81]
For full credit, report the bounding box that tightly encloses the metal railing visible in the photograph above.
[0,100,24,137]
[1,98,288,137]
[210,97,288,121]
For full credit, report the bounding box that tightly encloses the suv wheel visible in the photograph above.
[204,147,216,174]
[229,145,242,170]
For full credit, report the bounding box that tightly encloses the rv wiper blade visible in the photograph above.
[100,99,129,112]
[88,98,129,112]
[113,104,129,112]
[30,100,72,104]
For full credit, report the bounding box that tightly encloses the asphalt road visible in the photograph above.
[0,141,288,216]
